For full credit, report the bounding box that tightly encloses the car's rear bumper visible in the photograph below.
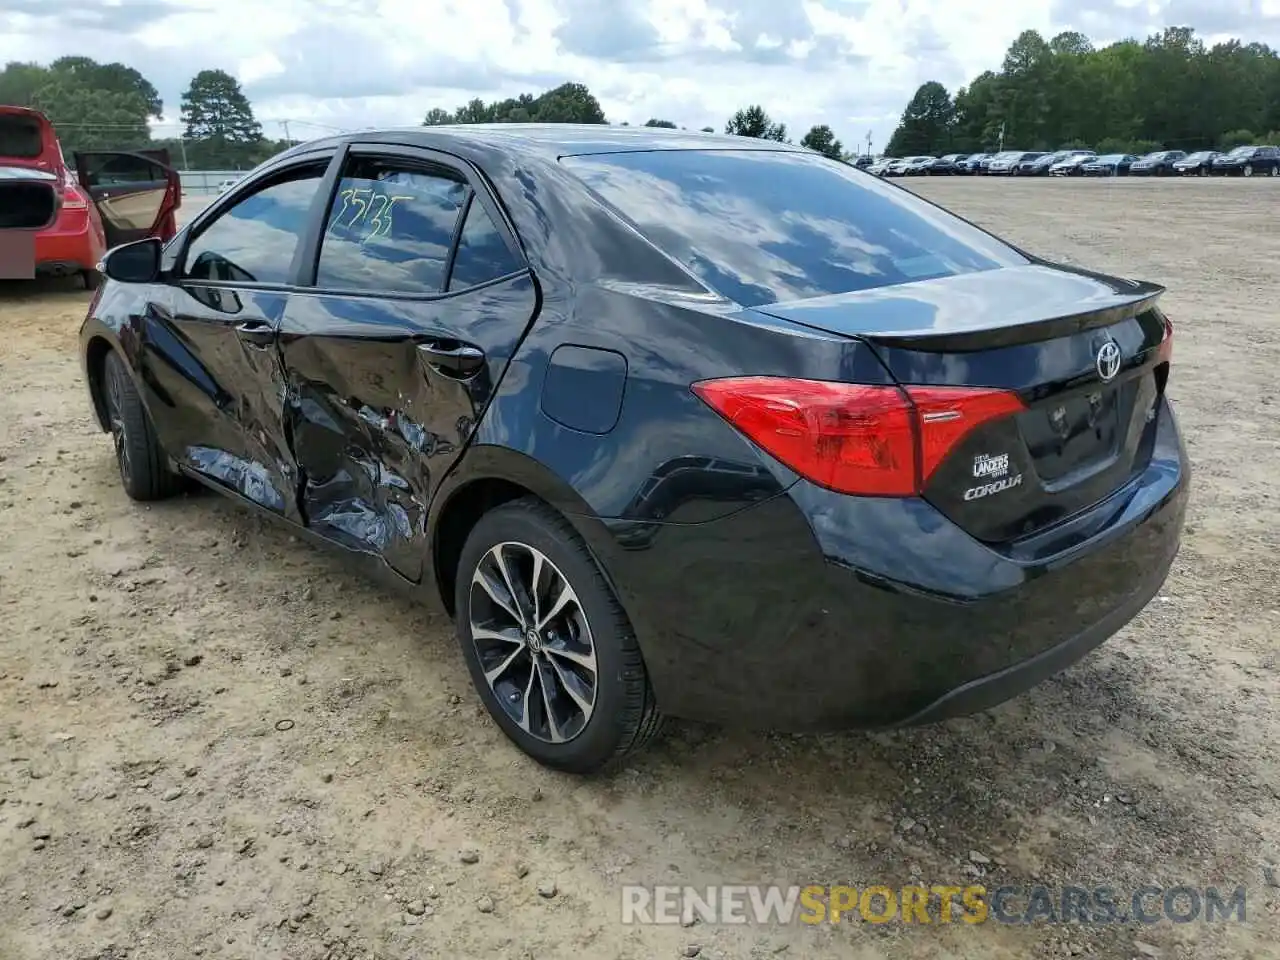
[602,398,1188,730]
[35,207,104,273]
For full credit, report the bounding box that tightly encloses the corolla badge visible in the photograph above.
[1096,339,1122,382]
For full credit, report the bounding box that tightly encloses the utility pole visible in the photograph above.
[998,121,1006,151]
[281,119,291,145]
[865,130,872,156]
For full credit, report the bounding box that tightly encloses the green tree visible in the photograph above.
[952,72,1003,152]
[427,83,607,126]
[29,81,152,152]
[49,56,162,117]
[886,82,955,155]
[0,61,53,107]
[180,69,264,168]
[725,105,787,141]
[0,57,162,154]
[925,25,1280,154]
[644,118,677,128]
[529,83,606,123]
[800,124,843,159]
[997,30,1053,147]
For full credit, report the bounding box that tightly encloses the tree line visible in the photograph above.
[887,27,1280,157]
[0,57,288,168]
[421,85,848,159]
[6,22,1277,172]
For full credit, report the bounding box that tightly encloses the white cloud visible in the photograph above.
[1,0,1277,152]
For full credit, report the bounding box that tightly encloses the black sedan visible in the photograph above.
[1211,144,1280,176]
[1016,149,1093,175]
[79,125,1188,772]
[955,153,991,174]
[1081,153,1138,176]
[917,154,966,175]
[1129,150,1187,176]
[1172,151,1220,175]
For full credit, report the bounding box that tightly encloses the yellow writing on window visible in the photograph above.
[331,185,414,240]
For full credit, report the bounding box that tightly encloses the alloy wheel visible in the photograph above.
[1243,165,1253,177]
[105,361,131,483]
[468,541,598,744]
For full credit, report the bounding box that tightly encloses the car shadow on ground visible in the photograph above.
[0,276,93,301]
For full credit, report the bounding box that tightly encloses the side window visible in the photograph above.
[316,157,467,294]
[448,198,523,291]
[80,153,165,187]
[183,164,326,285]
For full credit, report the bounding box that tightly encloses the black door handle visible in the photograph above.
[417,340,485,376]
[235,320,274,347]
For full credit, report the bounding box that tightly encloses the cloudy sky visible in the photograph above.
[2,0,1277,150]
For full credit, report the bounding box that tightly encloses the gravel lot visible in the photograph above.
[1,179,1277,960]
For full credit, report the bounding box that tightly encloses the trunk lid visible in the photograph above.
[753,264,1172,544]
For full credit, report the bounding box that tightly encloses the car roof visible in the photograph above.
[294,123,802,161]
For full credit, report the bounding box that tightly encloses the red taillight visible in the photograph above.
[60,189,88,210]
[692,377,1025,497]
[906,385,1026,484]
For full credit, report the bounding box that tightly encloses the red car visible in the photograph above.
[0,105,181,287]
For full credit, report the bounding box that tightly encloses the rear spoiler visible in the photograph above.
[755,263,1165,353]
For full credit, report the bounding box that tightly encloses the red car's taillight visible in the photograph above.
[692,377,1025,497]
[60,188,88,210]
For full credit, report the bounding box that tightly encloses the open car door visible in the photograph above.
[74,149,182,247]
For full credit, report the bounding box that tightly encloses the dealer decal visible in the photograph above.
[965,451,1021,500]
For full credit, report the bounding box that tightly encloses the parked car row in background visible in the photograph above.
[857,144,1280,178]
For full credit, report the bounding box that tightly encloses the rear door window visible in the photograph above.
[448,198,523,291]
[315,157,468,295]
[560,149,1026,307]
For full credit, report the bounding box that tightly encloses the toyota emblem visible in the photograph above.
[1096,340,1122,382]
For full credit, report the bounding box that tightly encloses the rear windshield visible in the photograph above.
[0,115,45,159]
[561,149,1025,307]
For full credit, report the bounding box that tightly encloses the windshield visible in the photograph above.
[1097,154,1125,162]
[1228,146,1254,156]
[0,115,44,159]
[1185,152,1211,160]
[561,148,1027,307]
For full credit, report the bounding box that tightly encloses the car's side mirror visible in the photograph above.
[102,237,162,283]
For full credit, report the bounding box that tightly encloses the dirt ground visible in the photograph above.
[1,179,1277,960]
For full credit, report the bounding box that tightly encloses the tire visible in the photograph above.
[454,497,663,773]
[102,350,184,501]
[82,269,101,291]
[1270,165,1279,177]
[1243,164,1253,177]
